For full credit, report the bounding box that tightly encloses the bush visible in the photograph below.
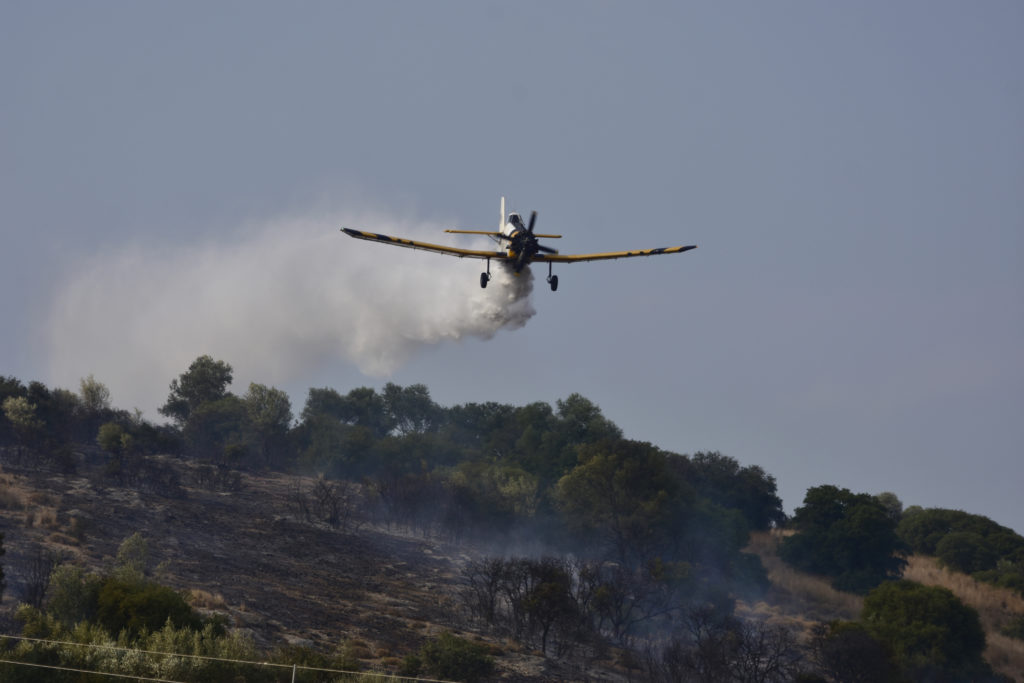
[861,580,990,681]
[96,578,201,639]
[418,632,494,683]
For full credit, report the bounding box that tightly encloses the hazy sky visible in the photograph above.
[3,2,1022,531]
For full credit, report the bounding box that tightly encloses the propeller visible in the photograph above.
[499,210,559,270]
[524,211,558,253]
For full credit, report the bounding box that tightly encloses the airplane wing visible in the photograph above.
[341,228,508,260]
[533,244,697,263]
[445,229,564,239]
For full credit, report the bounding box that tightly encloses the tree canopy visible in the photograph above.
[779,485,907,593]
[898,506,1024,594]
[159,355,234,425]
[861,580,990,681]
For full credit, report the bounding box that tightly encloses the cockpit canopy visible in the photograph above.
[507,212,525,230]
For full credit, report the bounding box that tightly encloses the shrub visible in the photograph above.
[418,632,494,683]
[1002,615,1024,640]
[96,578,201,639]
[861,580,990,680]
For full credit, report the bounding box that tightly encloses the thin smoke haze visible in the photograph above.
[46,211,535,412]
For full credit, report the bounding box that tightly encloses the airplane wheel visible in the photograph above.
[480,272,489,288]
[549,275,558,292]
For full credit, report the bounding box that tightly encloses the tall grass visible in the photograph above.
[741,531,862,626]
[904,555,1024,680]
[744,533,1024,681]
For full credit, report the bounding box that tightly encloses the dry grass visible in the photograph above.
[27,491,58,506]
[904,555,1024,631]
[46,531,81,547]
[904,555,1024,681]
[0,486,26,510]
[744,535,1024,680]
[24,506,59,529]
[986,632,1024,681]
[0,471,29,509]
[741,530,862,627]
[188,588,228,610]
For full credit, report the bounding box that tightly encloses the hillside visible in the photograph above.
[0,454,624,681]
[742,530,1024,682]
[2,453,1023,681]
[2,368,1023,681]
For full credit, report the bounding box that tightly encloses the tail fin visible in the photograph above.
[499,196,506,230]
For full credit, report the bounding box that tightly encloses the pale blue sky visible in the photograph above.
[2,2,1022,531]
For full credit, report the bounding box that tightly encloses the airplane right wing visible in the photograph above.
[341,228,508,260]
[533,244,697,263]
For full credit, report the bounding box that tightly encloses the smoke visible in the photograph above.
[46,210,535,412]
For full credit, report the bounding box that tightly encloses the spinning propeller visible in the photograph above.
[498,210,558,272]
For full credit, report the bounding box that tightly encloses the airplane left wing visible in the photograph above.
[533,244,697,263]
[341,228,507,260]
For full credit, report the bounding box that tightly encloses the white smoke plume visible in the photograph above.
[46,210,535,412]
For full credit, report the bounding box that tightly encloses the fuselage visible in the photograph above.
[499,213,537,270]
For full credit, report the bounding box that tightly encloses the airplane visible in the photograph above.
[341,197,696,291]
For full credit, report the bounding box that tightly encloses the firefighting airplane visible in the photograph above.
[341,197,697,291]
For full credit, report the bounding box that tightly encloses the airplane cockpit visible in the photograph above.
[507,213,525,230]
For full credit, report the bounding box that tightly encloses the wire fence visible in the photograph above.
[0,634,458,683]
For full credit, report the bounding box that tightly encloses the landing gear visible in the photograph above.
[480,258,491,288]
[546,262,558,291]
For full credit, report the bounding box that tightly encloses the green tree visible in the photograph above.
[861,580,990,680]
[24,381,85,446]
[686,451,786,530]
[874,492,903,522]
[79,374,111,415]
[159,355,233,425]
[446,461,540,535]
[183,395,248,462]
[115,532,150,581]
[0,532,5,601]
[537,394,623,484]
[2,395,43,451]
[898,507,1024,593]
[97,422,131,455]
[302,386,392,437]
[443,401,517,455]
[79,374,112,437]
[383,382,441,435]
[780,485,907,593]
[243,382,292,468]
[554,393,623,444]
[0,376,26,445]
[936,531,999,574]
[556,439,690,566]
[508,401,558,479]
[47,564,103,628]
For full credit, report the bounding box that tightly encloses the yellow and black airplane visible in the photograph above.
[341,197,696,291]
